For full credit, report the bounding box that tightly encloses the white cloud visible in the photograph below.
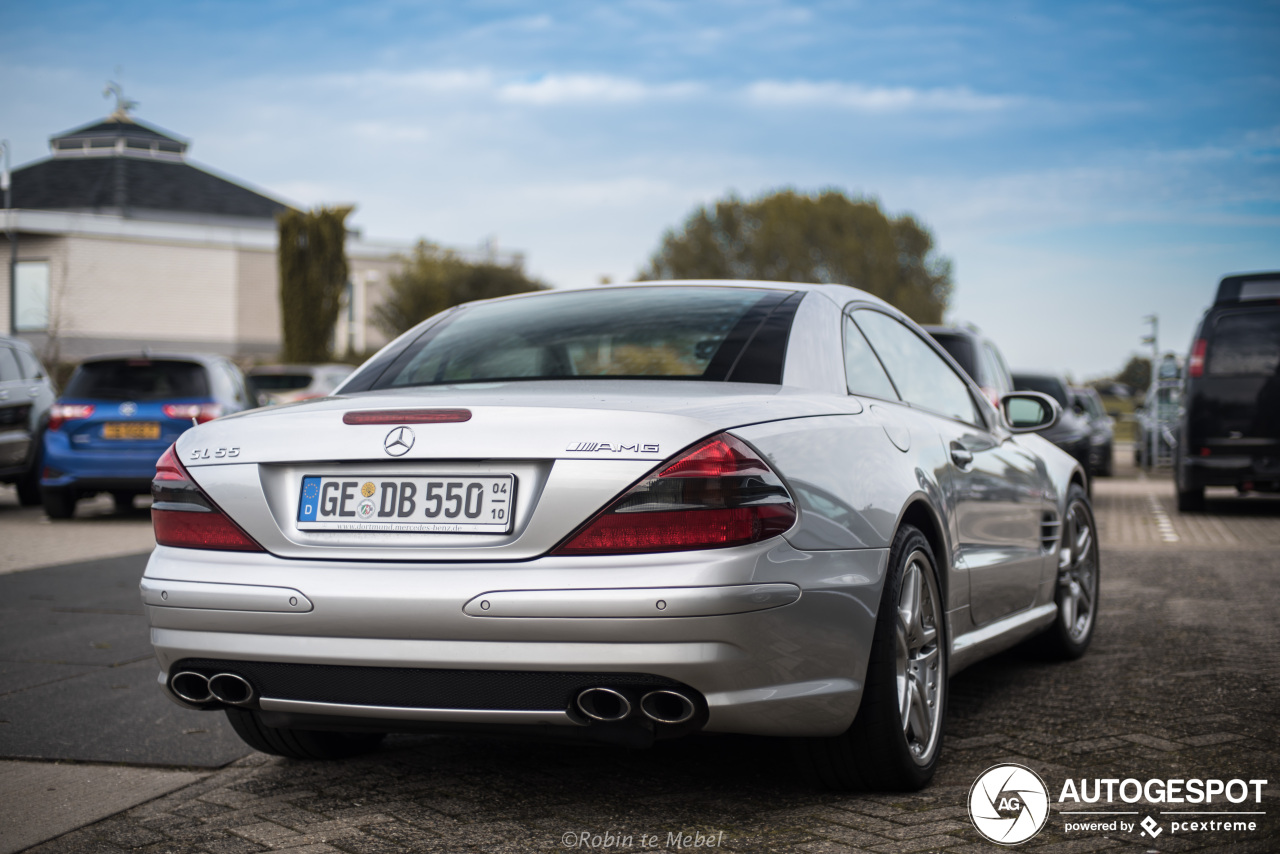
[745,80,1018,112]
[498,74,703,105]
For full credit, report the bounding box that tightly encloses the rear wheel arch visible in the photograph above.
[897,499,949,606]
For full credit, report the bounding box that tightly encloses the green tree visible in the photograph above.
[637,189,953,322]
[1116,355,1152,393]
[373,241,549,337]
[278,205,353,362]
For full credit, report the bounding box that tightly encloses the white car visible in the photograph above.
[142,281,1096,791]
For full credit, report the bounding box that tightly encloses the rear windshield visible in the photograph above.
[928,333,976,380]
[64,359,210,400]
[372,287,791,389]
[1013,375,1069,408]
[1207,310,1280,376]
[249,374,314,392]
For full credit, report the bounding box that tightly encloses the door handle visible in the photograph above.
[950,443,974,468]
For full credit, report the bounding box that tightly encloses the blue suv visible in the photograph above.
[41,353,251,518]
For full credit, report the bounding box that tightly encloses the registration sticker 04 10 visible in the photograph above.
[297,475,515,533]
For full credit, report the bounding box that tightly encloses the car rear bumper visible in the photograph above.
[1180,454,1280,489]
[143,540,889,738]
[41,430,164,489]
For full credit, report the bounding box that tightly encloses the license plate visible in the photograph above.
[103,422,161,440]
[296,475,515,533]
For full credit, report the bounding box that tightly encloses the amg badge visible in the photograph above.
[566,442,660,454]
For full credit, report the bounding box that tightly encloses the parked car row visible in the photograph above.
[0,344,351,519]
[922,324,1113,480]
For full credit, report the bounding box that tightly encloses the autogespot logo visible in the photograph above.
[969,764,1051,845]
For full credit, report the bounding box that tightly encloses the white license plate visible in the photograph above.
[297,475,515,533]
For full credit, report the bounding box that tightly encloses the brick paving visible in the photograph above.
[21,471,1280,854]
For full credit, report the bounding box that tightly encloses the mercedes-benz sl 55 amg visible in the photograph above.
[142,281,1098,791]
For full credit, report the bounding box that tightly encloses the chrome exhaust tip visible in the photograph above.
[170,671,213,704]
[208,672,255,706]
[640,690,696,724]
[576,687,632,722]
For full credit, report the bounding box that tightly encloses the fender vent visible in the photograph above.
[1040,511,1061,552]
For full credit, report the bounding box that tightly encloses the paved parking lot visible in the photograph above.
[2,456,1277,854]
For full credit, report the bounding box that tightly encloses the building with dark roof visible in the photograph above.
[1,101,511,361]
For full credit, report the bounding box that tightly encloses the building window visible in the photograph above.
[14,261,50,331]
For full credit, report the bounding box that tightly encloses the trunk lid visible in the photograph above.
[174,381,842,560]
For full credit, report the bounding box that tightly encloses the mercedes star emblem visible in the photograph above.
[383,426,415,456]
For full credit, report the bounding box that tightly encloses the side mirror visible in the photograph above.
[1001,391,1061,433]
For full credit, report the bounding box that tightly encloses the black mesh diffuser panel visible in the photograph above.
[174,659,685,711]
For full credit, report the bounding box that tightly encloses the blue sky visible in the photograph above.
[3,0,1277,378]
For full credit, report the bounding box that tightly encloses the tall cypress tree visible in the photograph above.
[277,205,353,362]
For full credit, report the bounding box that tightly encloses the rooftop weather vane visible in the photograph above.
[103,80,138,121]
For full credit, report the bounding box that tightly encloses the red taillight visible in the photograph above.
[151,443,263,552]
[49,404,95,430]
[553,433,796,555]
[1188,339,1207,378]
[163,403,223,423]
[342,408,472,425]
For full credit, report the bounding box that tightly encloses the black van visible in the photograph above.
[1175,271,1280,511]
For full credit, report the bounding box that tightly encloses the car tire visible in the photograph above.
[1176,486,1205,513]
[15,460,42,507]
[112,492,135,513]
[224,708,386,760]
[1098,444,1113,477]
[1036,484,1099,660]
[42,487,77,520]
[796,525,945,791]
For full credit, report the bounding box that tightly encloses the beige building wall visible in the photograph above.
[57,236,238,346]
[235,247,281,355]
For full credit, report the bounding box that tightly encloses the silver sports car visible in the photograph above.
[142,281,1098,791]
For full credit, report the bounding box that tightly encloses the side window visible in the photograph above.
[983,343,1013,394]
[842,315,899,400]
[13,349,46,380]
[207,363,233,404]
[0,347,21,383]
[853,310,983,425]
[223,364,250,409]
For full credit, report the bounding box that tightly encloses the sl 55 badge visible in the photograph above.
[189,447,241,460]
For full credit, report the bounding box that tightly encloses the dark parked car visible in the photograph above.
[923,323,1014,408]
[1175,271,1280,511]
[1071,386,1115,476]
[1012,373,1093,475]
[0,337,56,505]
[41,353,251,518]
[247,364,354,407]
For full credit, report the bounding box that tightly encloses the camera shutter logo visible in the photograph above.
[968,763,1050,845]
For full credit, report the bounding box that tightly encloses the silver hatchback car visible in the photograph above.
[142,281,1098,791]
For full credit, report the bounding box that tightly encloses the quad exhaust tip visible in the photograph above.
[208,672,255,705]
[170,671,213,704]
[576,687,632,722]
[171,671,255,706]
[640,690,696,724]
